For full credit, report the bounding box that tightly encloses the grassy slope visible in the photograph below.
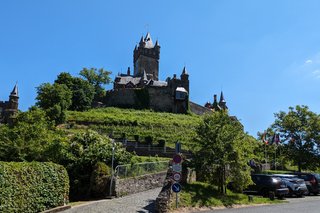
[66,107,201,149]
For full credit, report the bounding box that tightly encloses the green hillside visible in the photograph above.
[66,107,202,149]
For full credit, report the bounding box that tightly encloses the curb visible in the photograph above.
[41,205,71,213]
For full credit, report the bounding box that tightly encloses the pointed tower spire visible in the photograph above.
[10,83,18,97]
[155,39,159,47]
[142,69,147,80]
[219,91,225,103]
[144,32,154,48]
[182,66,188,75]
[219,91,228,110]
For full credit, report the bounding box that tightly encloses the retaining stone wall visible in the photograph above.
[114,172,167,197]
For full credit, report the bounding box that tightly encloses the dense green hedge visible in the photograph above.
[0,161,69,213]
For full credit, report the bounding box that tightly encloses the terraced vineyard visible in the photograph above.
[66,107,202,149]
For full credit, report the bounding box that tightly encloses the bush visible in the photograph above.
[145,136,153,145]
[89,162,111,198]
[0,161,69,213]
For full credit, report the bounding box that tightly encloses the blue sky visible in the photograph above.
[1,0,320,136]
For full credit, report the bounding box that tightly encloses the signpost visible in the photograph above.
[173,172,181,182]
[171,182,182,193]
[172,142,182,209]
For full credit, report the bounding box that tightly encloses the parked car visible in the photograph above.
[243,174,289,199]
[294,172,320,195]
[272,174,308,197]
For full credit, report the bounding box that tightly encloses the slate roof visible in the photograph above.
[115,75,168,87]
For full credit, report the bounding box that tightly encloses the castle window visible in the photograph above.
[175,87,188,100]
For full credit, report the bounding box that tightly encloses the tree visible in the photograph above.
[55,72,95,111]
[79,68,112,102]
[0,108,67,162]
[270,105,320,172]
[36,83,72,124]
[193,112,254,194]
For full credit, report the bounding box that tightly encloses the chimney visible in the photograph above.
[127,67,130,76]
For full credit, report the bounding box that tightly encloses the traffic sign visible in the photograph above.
[172,183,182,193]
[172,164,182,172]
[173,154,182,164]
[173,172,182,181]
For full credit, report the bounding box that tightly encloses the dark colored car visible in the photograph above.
[243,174,289,199]
[272,174,308,197]
[294,172,320,195]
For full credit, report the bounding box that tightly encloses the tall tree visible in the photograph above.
[36,83,72,124]
[79,68,112,102]
[270,105,320,172]
[193,112,254,194]
[55,72,95,111]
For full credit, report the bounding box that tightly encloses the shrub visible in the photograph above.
[89,162,111,198]
[145,136,153,145]
[0,161,69,213]
[158,139,166,147]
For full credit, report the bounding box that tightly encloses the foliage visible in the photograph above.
[0,161,69,213]
[66,130,132,200]
[176,182,282,209]
[55,72,95,111]
[66,107,201,149]
[270,105,320,172]
[89,162,111,198]
[0,108,133,201]
[79,67,112,102]
[0,108,67,162]
[36,83,72,124]
[193,112,254,194]
[134,88,150,109]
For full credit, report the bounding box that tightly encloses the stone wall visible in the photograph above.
[154,170,173,213]
[105,87,176,113]
[114,171,167,197]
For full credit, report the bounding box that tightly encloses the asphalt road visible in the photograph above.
[194,196,320,213]
[62,187,162,213]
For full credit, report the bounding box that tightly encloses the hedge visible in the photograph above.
[0,161,69,213]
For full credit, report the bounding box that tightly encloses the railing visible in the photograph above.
[114,161,169,179]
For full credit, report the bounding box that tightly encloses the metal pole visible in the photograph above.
[109,139,115,197]
[176,193,178,209]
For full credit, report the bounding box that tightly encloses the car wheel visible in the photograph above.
[269,191,275,200]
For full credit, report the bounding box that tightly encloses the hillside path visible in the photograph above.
[62,187,162,213]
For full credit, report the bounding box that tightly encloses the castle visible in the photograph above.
[105,33,189,113]
[204,92,228,112]
[0,84,19,123]
[104,32,228,114]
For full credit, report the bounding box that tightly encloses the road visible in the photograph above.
[194,196,320,213]
[63,187,161,213]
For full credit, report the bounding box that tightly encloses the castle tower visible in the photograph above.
[133,32,160,80]
[9,84,19,111]
[219,91,228,110]
[180,66,189,92]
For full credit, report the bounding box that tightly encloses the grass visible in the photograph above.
[174,182,283,209]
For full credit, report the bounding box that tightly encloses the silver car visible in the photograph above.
[273,174,308,197]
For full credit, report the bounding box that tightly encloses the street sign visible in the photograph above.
[172,183,182,193]
[172,164,182,172]
[173,154,182,164]
[173,172,182,181]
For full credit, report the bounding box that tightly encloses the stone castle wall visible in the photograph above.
[105,87,175,112]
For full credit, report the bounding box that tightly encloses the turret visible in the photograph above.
[219,91,228,110]
[9,84,19,110]
[180,66,189,92]
[133,32,160,80]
